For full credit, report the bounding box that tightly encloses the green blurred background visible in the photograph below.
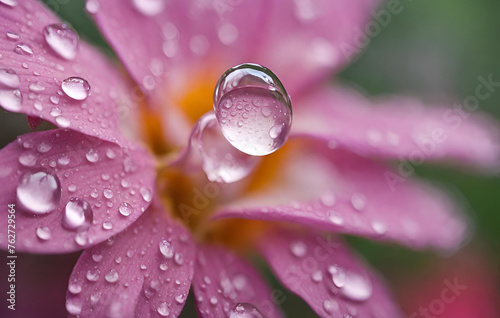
[2,0,499,316]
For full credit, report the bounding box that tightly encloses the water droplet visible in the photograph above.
[14,43,33,55]
[43,23,79,60]
[86,149,99,163]
[62,198,93,231]
[92,253,102,262]
[86,0,100,13]
[50,107,61,117]
[102,221,113,230]
[0,0,17,7]
[68,282,82,294]
[105,269,119,283]
[28,82,45,92]
[322,299,338,314]
[174,252,184,265]
[290,240,307,258]
[351,193,366,211]
[175,293,186,304]
[18,151,37,167]
[140,187,152,202]
[328,211,344,225]
[103,188,113,199]
[0,88,22,112]
[229,303,264,318]
[37,142,52,153]
[36,226,51,240]
[0,68,20,88]
[50,95,60,104]
[61,77,90,101]
[17,169,61,215]
[371,220,387,235]
[157,302,170,316]
[312,270,323,283]
[321,192,336,206]
[118,202,134,216]
[106,148,116,159]
[214,63,292,156]
[210,297,218,306]
[55,116,70,128]
[340,271,373,302]
[159,238,174,258]
[86,268,100,281]
[131,0,165,15]
[328,265,346,288]
[66,299,82,315]
[6,31,19,40]
[218,23,239,45]
[192,112,259,183]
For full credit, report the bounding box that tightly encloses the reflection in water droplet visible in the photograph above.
[0,68,20,88]
[340,271,373,302]
[214,63,292,156]
[229,303,264,318]
[328,264,346,288]
[62,198,93,231]
[131,0,165,15]
[43,23,79,60]
[191,112,260,183]
[17,169,61,215]
[61,77,90,100]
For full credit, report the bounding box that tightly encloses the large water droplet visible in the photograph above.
[340,271,373,302]
[17,169,61,215]
[66,299,82,315]
[0,68,20,88]
[0,0,18,7]
[214,63,292,156]
[43,23,79,60]
[61,77,90,100]
[0,88,22,112]
[62,198,93,231]
[191,112,259,183]
[229,303,264,318]
[131,0,165,15]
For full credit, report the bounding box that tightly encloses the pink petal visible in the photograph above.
[88,0,266,95]
[0,1,132,144]
[213,143,467,250]
[192,244,283,318]
[0,130,155,253]
[259,229,402,318]
[66,200,195,317]
[293,86,500,169]
[256,0,380,94]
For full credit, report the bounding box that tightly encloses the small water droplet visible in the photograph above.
[175,293,186,304]
[290,240,307,258]
[17,169,61,215]
[86,149,99,163]
[322,299,338,314]
[214,63,292,156]
[371,220,387,235]
[105,269,119,283]
[157,302,170,316]
[174,252,184,265]
[140,187,152,202]
[18,151,37,167]
[103,188,113,199]
[36,226,51,240]
[62,198,93,231]
[66,299,82,315]
[6,31,20,40]
[118,202,134,216]
[321,192,336,206]
[61,77,90,100]
[131,0,165,15]
[312,270,323,283]
[50,95,60,104]
[102,221,113,230]
[328,265,346,288]
[37,142,52,153]
[43,23,79,60]
[92,253,102,262]
[14,43,33,55]
[68,282,82,294]
[229,303,264,318]
[86,0,100,13]
[0,88,22,112]
[0,68,20,88]
[351,193,366,211]
[86,268,100,281]
[159,238,174,258]
[106,148,116,159]
[55,116,70,128]
[28,82,45,92]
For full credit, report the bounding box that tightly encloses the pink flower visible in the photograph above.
[0,0,499,317]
